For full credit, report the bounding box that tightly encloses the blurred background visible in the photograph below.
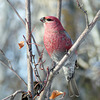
[0,0,100,100]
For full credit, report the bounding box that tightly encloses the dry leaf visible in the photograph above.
[49,90,64,99]
[18,41,24,49]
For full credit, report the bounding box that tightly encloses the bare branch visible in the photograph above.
[57,0,62,20]
[25,0,34,98]
[38,10,100,100]
[23,35,42,82]
[7,0,25,25]
[37,68,50,100]
[31,61,42,82]
[0,50,27,86]
[31,25,46,73]
[2,90,26,100]
[31,33,46,76]
[76,0,89,27]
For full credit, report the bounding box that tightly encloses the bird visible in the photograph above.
[40,16,79,97]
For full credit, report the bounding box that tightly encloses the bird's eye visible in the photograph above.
[46,19,53,21]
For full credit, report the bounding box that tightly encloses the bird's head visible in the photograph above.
[40,16,60,24]
[40,16,64,31]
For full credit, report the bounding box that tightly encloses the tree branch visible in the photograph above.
[76,0,89,27]
[2,90,26,100]
[57,0,62,20]
[0,50,27,86]
[7,0,25,25]
[38,10,100,100]
[31,34,46,75]
[25,0,34,98]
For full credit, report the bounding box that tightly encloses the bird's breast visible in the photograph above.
[44,31,72,57]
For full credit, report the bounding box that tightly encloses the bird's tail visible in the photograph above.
[68,77,79,97]
[62,67,79,97]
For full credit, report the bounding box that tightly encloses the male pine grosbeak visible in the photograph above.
[40,16,79,97]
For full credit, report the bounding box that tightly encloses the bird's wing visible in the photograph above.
[64,31,74,44]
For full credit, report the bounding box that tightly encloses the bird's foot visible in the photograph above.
[75,60,79,69]
[66,51,70,56]
[67,72,74,81]
[50,61,56,72]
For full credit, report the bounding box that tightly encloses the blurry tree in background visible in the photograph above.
[0,0,100,100]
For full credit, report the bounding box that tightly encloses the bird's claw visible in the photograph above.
[75,60,79,69]
[50,61,56,72]
[67,72,74,81]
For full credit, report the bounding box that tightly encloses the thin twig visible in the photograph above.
[24,34,46,83]
[31,34,46,74]
[34,67,50,100]
[25,18,46,75]
[31,61,42,82]
[31,62,38,81]
[2,90,26,100]
[39,60,46,70]
[37,49,44,64]
[57,0,62,20]
[0,53,27,86]
[23,35,42,82]
[32,49,45,82]
[7,0,25,25]
[76,0,89,27]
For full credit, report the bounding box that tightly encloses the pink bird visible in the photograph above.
[40,16,79,97]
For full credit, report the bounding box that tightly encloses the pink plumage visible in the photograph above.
[43,16,72,56]
[40,16,79,97]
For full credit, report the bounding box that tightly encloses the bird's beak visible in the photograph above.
[40,17,45,23]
